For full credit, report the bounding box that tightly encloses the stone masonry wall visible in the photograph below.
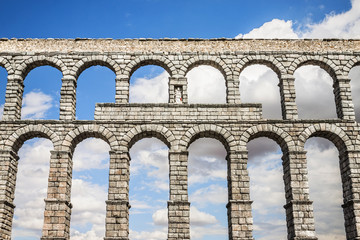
[0,39,359,240]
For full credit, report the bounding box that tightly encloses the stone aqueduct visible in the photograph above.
[0,38,359,240]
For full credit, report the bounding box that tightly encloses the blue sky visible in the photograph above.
[0,0,353,38]
[1,0,360,240]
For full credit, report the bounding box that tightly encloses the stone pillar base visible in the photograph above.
[168,201,190,240]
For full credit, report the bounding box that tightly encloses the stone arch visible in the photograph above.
[344,56,360,76]
[71,56,121,80]
[289,56,341,80]
[181,56,232,79]
[0,57,14,75]
[179,124,236,153]
[299,123,352,152]
[4,125,60,153]
[239,124,295,152]
[62,124,119,153]
[15,56,67,80]
[124,55,176,79]
[121,124,175,151]
[234,55,286,79]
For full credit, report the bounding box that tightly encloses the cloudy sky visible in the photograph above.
[0,0,360,239]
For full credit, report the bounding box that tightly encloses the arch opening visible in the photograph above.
[76,66,116,120]
[129,65,169,103]
[188,138,228,240]
[21,66,62,120]
[305,137,346,239]
[239,64,282,119]
[349,65,360,121]
[128,137,169,239]
[70,137,111,239]
[12,137,53,240]
[186,65,226,104]
[294,65,337,119]
[0,66,7,119]
[247,137,287,239]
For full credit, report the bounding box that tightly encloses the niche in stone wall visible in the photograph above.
[305,137,345,239]
[21,66,62,120]
[128,138,169,239]
[12,138,53,240]
[70,138,110,239]
[0,66,7,119]
[294,65,337,119]
[349,65,360,121]
[76,66,115,120]
[129,65,169,103]
[239,64,282,119]
[247,137,286,239]
[188,138,228,240]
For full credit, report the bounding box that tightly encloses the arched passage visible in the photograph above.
[305,137,345,239]
[2,127,57,239]
[299,125,353,239]
[247,137,286,239]
[21,66,62,120]
[70,137,111,239]
[186,64,226,104]
[12,137,53,240]
[129,65,169,103]
[76,65,116,120]
[128,137,169,239]
[293,60,338,119]
[188,137,228,240]
[239,64,282,119]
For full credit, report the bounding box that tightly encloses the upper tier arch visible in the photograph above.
[181,56,232,79]
[15,56,67,80]
[124,55,177,78]
[71,56,121,79]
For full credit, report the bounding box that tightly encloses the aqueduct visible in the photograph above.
[0,38,360,239]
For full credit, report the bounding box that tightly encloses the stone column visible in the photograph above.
[333,76,356,120]
[2,75,23,120]
[0,150,18,240]
[282,151,317,240]
[279,75,298,120]
[115,77,130,103]
[168,150,190,240]
[226,77,241,104]
[340,150,360,240]
[59,76,77,121]
[227,150,253,240]
[42,150,73,240]
[105,151,130,240]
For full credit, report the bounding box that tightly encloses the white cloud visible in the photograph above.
[129,228,167,240]
[187,66,226,104]
[190,185,227,208]
[349,66,360,121]
[70,179,107,239]
[21,90,53,119]
[236,0,360,39]
[302,0,360,38]
[0,103,3,119]
[190,206,218,226]
[152,208,168,226]
[236,19,299,39]
[129,71,169,103]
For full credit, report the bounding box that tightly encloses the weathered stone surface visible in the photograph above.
[0,38,359,240]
